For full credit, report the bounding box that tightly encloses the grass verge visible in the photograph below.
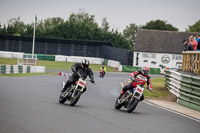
[0,57,116,72]
[0,72,56,77]
[144,78,171,100]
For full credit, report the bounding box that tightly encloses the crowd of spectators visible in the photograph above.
[183,35,200,51]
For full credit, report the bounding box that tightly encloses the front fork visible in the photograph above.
[131,88,142,101]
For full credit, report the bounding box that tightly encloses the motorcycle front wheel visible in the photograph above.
[127,98,139,113]
[114,95,123,109]
[69,91,82,106]
[59,93,67,104]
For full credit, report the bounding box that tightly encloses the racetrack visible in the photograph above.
[0,72,199,133]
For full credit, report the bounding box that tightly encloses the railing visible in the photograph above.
[164,69,200,111]
[182,51,200,75]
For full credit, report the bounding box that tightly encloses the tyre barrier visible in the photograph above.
[165,69,200,111]
[0,65,46,74]
[165,69,181,97]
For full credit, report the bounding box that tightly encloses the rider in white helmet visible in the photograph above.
[119,66,152,101]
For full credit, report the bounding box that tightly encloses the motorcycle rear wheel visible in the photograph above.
[69,91,82,106]
[127,98,139,113]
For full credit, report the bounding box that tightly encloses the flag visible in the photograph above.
[35,15,37,27]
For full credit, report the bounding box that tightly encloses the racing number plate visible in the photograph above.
[78,80,85,86]
[136,85,144,94]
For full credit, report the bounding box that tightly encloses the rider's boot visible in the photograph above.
[118,90,125,99]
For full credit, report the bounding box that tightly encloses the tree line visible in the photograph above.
[0,11,199,51]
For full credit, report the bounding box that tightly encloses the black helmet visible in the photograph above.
[82,59,89,70]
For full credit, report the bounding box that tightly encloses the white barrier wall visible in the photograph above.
[0,51,24,59]
[1,51,122,71]
[0,65,46,74]
[107,60,120,68]
[55,55,122,70]
[133,52,182,73]
[55,55,66,62]
[30,66,46,73]
[55,55,104,64]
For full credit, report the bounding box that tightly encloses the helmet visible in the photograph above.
[82,59,89,70]
[142,66,150,75]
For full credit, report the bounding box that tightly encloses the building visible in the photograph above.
[133,29,199,73]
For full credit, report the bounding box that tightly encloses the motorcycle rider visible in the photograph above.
[99,66,106,77]
[61,59,95,93]
[119,66,152,101]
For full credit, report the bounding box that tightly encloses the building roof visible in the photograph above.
[135,29,199,54]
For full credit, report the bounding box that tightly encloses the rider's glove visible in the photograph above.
[90,80,95,83]
[147,87,152,91]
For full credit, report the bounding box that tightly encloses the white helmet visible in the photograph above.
[142,66,150,75]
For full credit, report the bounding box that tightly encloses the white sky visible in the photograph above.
[0,0,199,32]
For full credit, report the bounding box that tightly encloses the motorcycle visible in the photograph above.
[99,69,105,78]
[59,73,93,106]
[114,79,146,113]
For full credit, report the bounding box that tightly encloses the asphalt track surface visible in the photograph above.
[0,71,199,133]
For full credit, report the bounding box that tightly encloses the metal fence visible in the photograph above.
[0,35,133,65]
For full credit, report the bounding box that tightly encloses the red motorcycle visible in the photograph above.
[99,69,105,78]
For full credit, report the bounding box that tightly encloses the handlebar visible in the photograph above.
[78,72,95,84]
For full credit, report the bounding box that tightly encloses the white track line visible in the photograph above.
[144,100,200,123]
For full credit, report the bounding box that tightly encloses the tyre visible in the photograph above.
[127,98,139,113]
[59,93,67,104]
[69,91,82,106]
[114,95,123,109]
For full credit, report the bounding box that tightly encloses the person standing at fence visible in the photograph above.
[195,35,200,50]
[183,39,194,51]
[188,36,198,51]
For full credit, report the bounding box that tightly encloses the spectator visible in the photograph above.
[188,36,198,51]
[182,39,193,51]
[195,35,200,50]
[195,35,199,42]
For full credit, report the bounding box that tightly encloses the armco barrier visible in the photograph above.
[165,69,200,111]
[164,69,181,97]
[0,65,46,74]
[178,74,200,111]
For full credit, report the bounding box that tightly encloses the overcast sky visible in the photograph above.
[0,0,199,32]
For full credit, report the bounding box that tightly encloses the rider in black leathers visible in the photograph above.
[61,59,95,93]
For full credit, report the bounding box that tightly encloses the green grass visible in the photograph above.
[0,72,56,77]
[143,78,170,99]
[38,60,115,72]
[0,57,116,72]
[0,57,18,65]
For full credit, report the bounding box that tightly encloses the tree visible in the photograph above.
[0,23,6,35]
[6,17,26,36]
[186,20,200,32]
[142,19,178,31]
[101,17,110,32]
[0,11,133,51]
[123,23,137,42]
